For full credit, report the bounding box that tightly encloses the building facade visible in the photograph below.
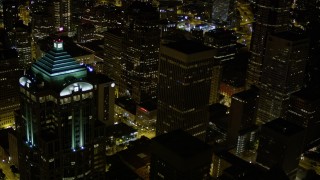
[104,28,124,96]
[227,89,258,147]
[256,118,304,177]
[0,48,22,129]
[52,0,72,36]
[286,88,320,150]
[2,0,19,32]
[16,40,114,179]
[256,31,309,124]
[204,28,237,105]
[246,0,291,88]
[156,40,215,140]
[122,1,160,103]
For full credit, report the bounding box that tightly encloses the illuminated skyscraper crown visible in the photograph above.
[31,40,87,84]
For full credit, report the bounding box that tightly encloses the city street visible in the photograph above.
[0,162,19,180]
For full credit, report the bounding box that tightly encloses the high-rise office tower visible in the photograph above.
[76,23,95,43]
[256,118,304,178]
[257,31,309,124]
[122,1,160,103]
[204,28,237,104]
[302,0,320,87]
[156,40,215,140]
[287,87,320,150]
[2,0,19,32]
[246,0,291,88]
[16,40,115,179]
[150,130,212,180]
[227,89,258,147]
[30,1,55,40]
[0,48,22,129]
[30,0,52,14]
[52,0,72,36]
[104,28,124,96]
[11,22,32,69]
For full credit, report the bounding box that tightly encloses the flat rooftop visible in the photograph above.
[263,118,304,136]
[115,97,137,115]
[291,86,320,102]
[152,130,211,158]
[232,89,258,101]
[164,40,213,54]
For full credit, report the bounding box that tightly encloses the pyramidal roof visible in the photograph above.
[31,40,87,84]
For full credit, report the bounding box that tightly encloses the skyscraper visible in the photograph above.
[256,118,304,178]
[122,1,160,103]
[31,0,55,40]
[204,28,237,104]
[16,40,114,179]
[52,0,72,36]
[287,87,320,150]
[104,28,124,96]
[11,22,32,69]
[156,40,215,140]
[2,0,19,32]
[256,31,309,124]
[0,47,22,129]
[246,0,291,88]
[227,89,258,147]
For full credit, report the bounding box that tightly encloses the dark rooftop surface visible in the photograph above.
[263,118,304,136]
[232,89,258,101]
[78,40,104,53]
[87,71,114,84]
[106,155,142,180]
[165,40,213,54]
[117,137,151,169]
[152,130,211,158]
[291,86,320,102]
[205,28,236,39]
[115,97,137,115]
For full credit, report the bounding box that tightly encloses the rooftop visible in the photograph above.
[263,118,304,136]
[291,86,320,102]
[78,40,104,53]
[205,28,236,40]
[232,89,258,101]
[115,97,137,115]
[165,40,213,54]
[152,130,211,158]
